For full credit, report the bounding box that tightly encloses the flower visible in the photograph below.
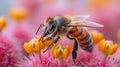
[107,45,120,67]
[9,7,28,21]
[24,36,44,54]
[0,16,6,32]
[0,36,18,67]
[24,35,54,54]
[74,51,111,67]
[12,25,32,41]
[89,30,104,43]
[51,42,70,59]
[20,54,59,67]
[98,39,118,56]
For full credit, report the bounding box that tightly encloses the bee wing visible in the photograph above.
[71,15,90,22]
[68,20,104,28]
[69,15,104,27]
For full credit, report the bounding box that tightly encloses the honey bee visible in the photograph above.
[36,15,104,63]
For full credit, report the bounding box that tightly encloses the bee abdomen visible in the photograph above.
[68,27,93,52]
[77,30,93,52]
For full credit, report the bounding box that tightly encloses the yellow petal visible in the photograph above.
[89,31,104,43]
[24,42,33,53]
[108,44,118,55]
[98,39,105,45]
[34,41,41,54]
[0,16,6,31]
[53,48,59,58]
[96,33,104,43]
[9,8,27,20]
[39,41,45,49]
[50,43,57,54]
[63,49,69,59]
[98,39,106,52]
[89,31,95,43]
[66,45,70,52]
[51,46,55,55]
[36,41,41,49]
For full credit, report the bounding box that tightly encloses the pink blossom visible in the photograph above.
[0,36,18,67]
[20,52,59,67]
[19,44,120,67]
[11,25,32,41]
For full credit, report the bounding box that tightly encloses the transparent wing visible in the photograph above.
[68,15,104,27]
[71,15,90,22]
[68,21,104,28]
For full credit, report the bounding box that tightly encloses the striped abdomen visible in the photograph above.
[68,27,93,52]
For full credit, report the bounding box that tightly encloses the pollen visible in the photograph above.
[24,36,45,54]
[24,42,33,53]
[9,8,27,21]
[42,37,54,47]
[98,39,118,56]
[108,44,118,55]
[24,35,56,54]
[98,39,106,52]
[51,42,70,59]
[89,31,104,43]
[31,39,41,54]
[0,16,6,31]
[53,48,59,58]
[63,45,70,58]
[24,38,41,54]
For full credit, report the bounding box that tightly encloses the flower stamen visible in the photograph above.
[98,39,118,56]
[51,42,70,59]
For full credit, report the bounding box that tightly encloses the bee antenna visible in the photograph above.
[36,24,44,35]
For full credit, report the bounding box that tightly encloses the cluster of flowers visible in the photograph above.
[0,0,120,67]
[0,7,33,67]
[0,10,120,66]
[23,35,71,67]
[21,30,120,67]
[90,31,118,56]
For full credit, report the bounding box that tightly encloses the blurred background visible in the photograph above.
[0,0,120,67]
[0,0,120,42]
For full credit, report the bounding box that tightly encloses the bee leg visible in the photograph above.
[66,35,78,64]
[72,39,78,64]
[43,36,60,53]
[43,31,58,52]
[46,31,57,40]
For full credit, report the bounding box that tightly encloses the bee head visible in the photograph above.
[43,17,56,37]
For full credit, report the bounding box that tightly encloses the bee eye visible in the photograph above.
[49,22,55,31]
